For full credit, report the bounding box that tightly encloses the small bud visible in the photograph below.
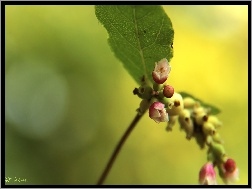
[212,132,223,144]
[206,132,223,145]
[192,104,203,113]
[178,109,194,140]
[149,102,169,123]
[224,159,236,173]
[133,88,139,95]
[194,112,208,126]
[166,92,184,116]
[222,158,239,184]
[192,104,209,126]
[202,122,216,136]
[207,115,222,129]
[183,97,196,109]
[210,142,226,157]
[160,95,172,108]
[152,58,171,84]
[192,103,211,116]
[138,85,153,100]
[163,85,174,98]
[199,162,217,185]
[166,115,178,131]
[206,135,213,145]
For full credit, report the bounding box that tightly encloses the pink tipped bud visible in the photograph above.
[224,159,236,173]
[163,85,174,98]
[152,58,171,84]
[149,102,169,123]
[223,158,239,184]
[199,162,217,185]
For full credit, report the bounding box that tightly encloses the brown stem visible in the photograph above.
[96,112,145,185]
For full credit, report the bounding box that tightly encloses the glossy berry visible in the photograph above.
[163,85,174,98]
[183,97,196,109]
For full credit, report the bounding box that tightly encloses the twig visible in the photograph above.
[96,112,145,185]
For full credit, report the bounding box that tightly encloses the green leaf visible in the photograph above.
[95,5,174,85]
[179,92,221,115]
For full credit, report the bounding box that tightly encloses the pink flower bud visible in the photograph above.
[152,58,171,84]
[149,102,169,123]
[224,158,236,173]
[199,162,217,185]
[223,158,239,184]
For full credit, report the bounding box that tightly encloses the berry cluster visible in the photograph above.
[133,58,239,185]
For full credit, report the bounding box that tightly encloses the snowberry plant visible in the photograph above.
[95,5,239,185]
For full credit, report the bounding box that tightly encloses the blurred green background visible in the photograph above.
[5,5,248,185]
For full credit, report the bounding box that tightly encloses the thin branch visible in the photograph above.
[96,112,145,185]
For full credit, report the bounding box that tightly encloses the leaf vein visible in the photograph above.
[155,16,165,43]
[142,15,165,51]
[115,6,134,23]
[110,37,143,73]
[135,9,154,22]
[133,7,148,82]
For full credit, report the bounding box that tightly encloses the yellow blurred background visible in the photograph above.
[5,5,248,185]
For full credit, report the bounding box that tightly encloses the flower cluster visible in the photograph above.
[133,58,239,185]
[133,58,175,118]
[199,157,239,185]
[168,96,239,185]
